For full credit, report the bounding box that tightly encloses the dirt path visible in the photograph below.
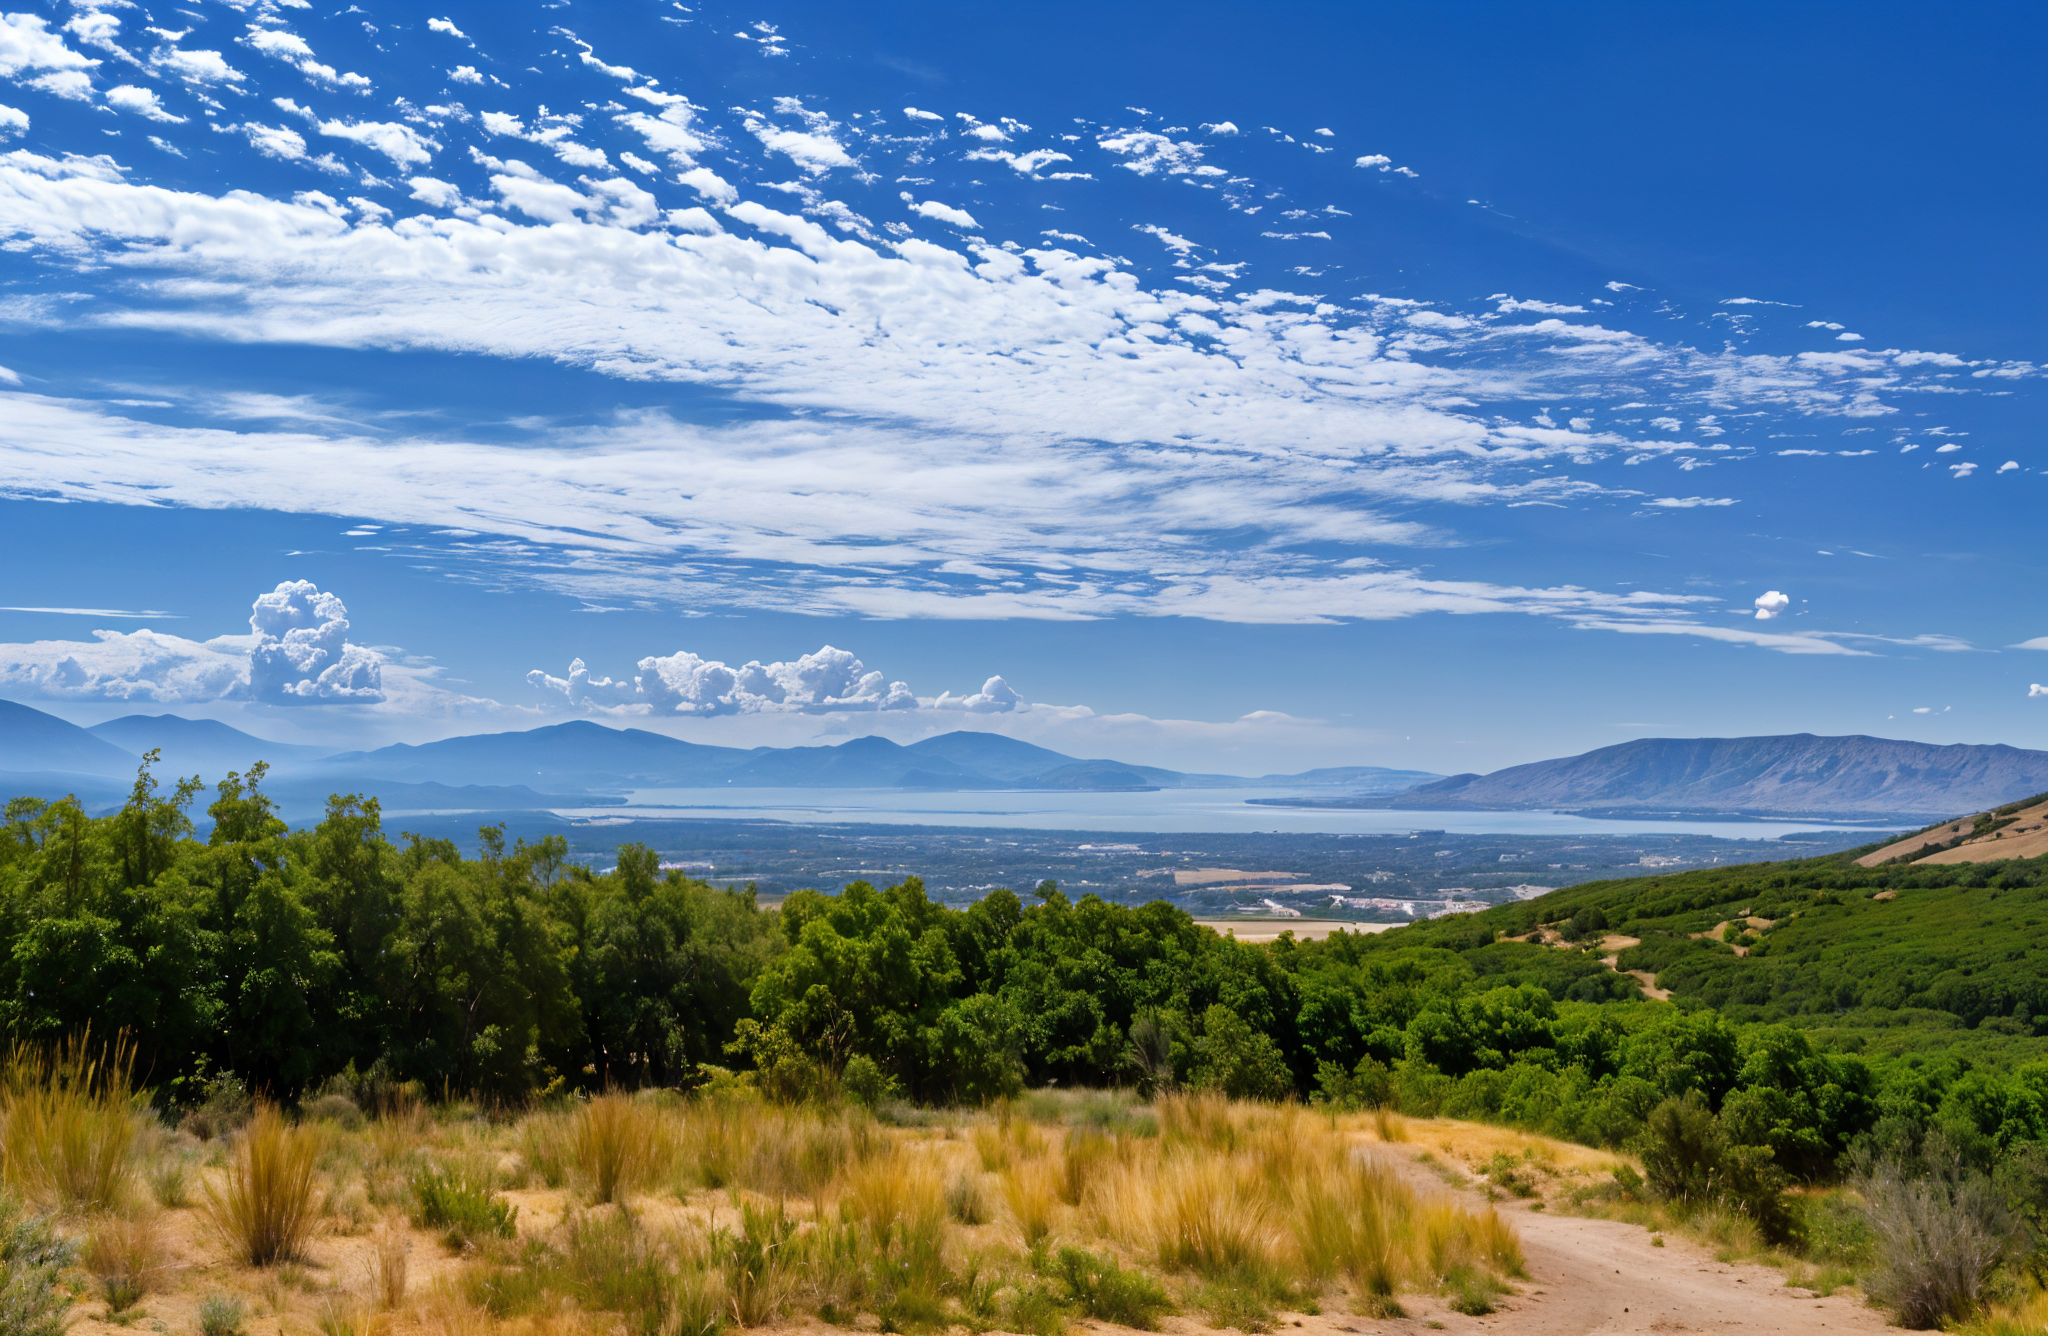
[1595,934,1671,1001]
[1342,1144,1894,1336]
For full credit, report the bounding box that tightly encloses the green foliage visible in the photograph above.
[1051,1246,1173,1329]
[0,1196,76,1336]
[197,1293,245,1336]
[410,1165,517,1248]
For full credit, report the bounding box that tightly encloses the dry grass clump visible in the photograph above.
[205,1104,323,1265]
[0,1032,144,1212]
[567,1094,672,1204]
[83,1208,168,1314]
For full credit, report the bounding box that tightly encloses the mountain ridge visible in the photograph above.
[1253,733,2048,821]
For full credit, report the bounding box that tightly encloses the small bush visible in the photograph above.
[0,1197,76,1336]
[1053,1246,1172,1329]
[181,1073,254,1142]
[205,1104,322,1266]
[840,1054,895,1110]
[197,1293,246,1336]
[1195,1277,1275,1333]
[411,1165,516,1249]
[1006,1281,1068,1336]
[302,1094,365,1132]
[1858,1152,2010,1329]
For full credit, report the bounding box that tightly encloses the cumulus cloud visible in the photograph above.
[0,102,24,137]
[1753,590,1791,620]
[0,13,98,83]
[0,580,382,704]
[2015,638,2048,652]
[908,197,978,229]
[247,580,383,703]
[104,85,183,122]
[152,46,244,84]
[2032,684,2047,697]
[528,644,929,715]
[317,117,437,167]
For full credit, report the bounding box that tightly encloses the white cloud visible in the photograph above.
[426,18,469,40]
[248,580,383,703]
[238,122,308,160]
[104,84,183,122]
[2031,684,2048,698]
[28,69,92,99]
[1753,590,1791,620]
[449,65,482,84]
[909,197,978,229]
[0,102,24,136]
[1998,460,2018,472]
[241,25,370,89]
[2013,638,2048,652]
[1098,129,1204,175]
[0,13,98,80]
[1201,121,1239,135]
[1573,616,1871,656]
[1354,154,1390,169]
[152,46,244,83]
[1950,462,1977,477]
[406,175,461,207]
[530,644,924,715]
[317,117,437,167]
[902,106,941,121]
[0,580,381,705]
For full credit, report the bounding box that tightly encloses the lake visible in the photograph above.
[550,786,1902,840]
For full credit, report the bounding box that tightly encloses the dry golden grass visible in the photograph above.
[1,1031,144,1211]
[566,1093,671,1204]
[205,1104,323,1265]
[7,1065,1525,1336]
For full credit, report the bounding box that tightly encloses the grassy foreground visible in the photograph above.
[1,1050,1524,1336]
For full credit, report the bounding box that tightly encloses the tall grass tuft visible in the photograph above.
[84,1210,166,1313]
[205,1104,322,1266]
[568,1094,671,1205]
[1000,1156,1060,1248]
[0,1031,144,1212]
[368,1217,410,1309]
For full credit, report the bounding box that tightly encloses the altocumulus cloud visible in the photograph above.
[0,11,2034,652]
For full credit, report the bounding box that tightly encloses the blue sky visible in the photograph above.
[0,0,2041,775]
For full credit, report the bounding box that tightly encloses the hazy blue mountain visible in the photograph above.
[1,706,1446,799]
[0,700,142,777]
[314,720,752,788]
[88,714,334,776]
[1256,765,1448,794]
[900,732,1086,781]
[1274,734,2048,820]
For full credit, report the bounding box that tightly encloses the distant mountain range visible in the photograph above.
[1252,733,2048,821]
[0,700,1440,812]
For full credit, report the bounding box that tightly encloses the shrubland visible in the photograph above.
[12,762,2048,1326]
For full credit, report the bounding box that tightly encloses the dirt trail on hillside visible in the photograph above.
[1343,1145,1895,1336]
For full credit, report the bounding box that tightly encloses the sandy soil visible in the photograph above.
[1350,1136,1894,1336]
[1855,799,2048,867]
[1593,935,1670,1001]
[1195,918,1400,943]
